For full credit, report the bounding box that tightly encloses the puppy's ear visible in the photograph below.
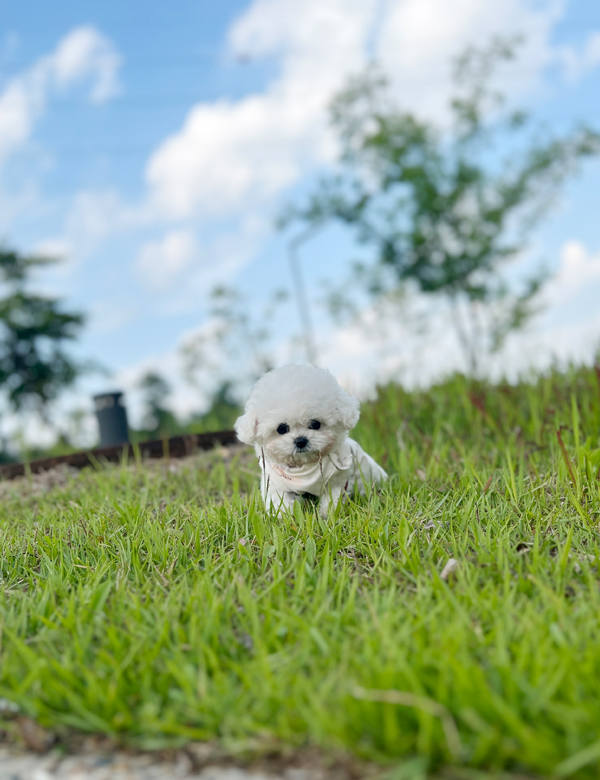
[235,412,259,445]
[337,391,360,431]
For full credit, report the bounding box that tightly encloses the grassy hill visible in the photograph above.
[0,364,599,778]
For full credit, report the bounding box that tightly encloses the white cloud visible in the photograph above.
[317,237,600,392]
[167,215,271,307]
[0,26,121,169]
[145,0,377,219]
[92,1,600,378]
[544,240,600,307]
[52,188,145,263]
[559,30,600,81]
[497,292,600,377]
[378,0,563,120]
[51,26,121,103]
[136,229,198,289]
[33,237,72,261]
[143,0,588,223]
[52,1,598,286]
[318,291,600,397]
[131,213,273,316]
[318,294,465,393]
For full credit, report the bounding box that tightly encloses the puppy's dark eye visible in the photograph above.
[277,423,290,435]
[308,420,321,430]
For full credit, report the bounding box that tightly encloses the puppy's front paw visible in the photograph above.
[318,498,330,520]
[319,489,345,520]
[266,489,302,516]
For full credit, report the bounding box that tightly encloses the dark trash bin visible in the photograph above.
[93,391,130,447]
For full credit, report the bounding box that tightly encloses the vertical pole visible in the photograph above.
[288,228,319,365]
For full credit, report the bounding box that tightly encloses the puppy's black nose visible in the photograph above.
[295,436,309,450]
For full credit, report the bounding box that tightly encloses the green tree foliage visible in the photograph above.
[134,372,241,439]
[0,247,85,414]
[187,382,241,433]
[282,39,600,373]
[137,371,178,438]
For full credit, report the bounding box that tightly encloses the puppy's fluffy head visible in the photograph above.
[235,364,360,465]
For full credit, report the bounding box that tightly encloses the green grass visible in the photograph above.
[0,365,600,778]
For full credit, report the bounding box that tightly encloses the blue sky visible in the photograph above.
[1,0,600,441]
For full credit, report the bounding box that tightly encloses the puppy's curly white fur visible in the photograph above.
[235,364,387,517]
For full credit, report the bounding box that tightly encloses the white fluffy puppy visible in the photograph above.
[235,364,387,517]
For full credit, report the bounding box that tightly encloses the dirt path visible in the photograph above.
[0,744,377,780]
[0,747,318,779]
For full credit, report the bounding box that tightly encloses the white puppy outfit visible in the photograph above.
[261,438,387,510]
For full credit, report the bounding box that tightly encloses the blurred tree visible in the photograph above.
[137,370,177,437]
[181,285,288,398]
[187,381,241,433]
[281,38,600,374]
[0,246,85,416]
